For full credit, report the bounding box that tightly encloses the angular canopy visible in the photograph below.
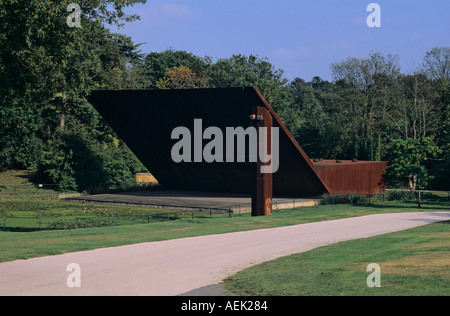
[88,87,329,197]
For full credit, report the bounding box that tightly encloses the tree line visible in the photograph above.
[1,1,448,192]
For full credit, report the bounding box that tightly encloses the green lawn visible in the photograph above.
[223,221,450,296]
[0,170,61,199]
[0,199,222,231]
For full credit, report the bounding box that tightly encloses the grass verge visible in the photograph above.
[223,221,450,296]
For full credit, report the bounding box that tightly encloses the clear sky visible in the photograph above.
[110,0,450,81]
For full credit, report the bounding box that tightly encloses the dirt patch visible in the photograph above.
[348,252,449,277]
[406,242,449,250]
[380,252,450,276]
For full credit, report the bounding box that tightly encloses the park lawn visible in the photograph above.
[0,199,190,231]
[0,198,449,263]
[223,220,450,296]
[0,170,61,199]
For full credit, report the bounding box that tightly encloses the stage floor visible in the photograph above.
[62,190,317,213]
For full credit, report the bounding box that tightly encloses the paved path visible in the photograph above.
[0,212,448,296]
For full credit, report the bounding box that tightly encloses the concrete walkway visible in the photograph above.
[0,212,448,296]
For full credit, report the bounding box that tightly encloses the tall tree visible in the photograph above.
[0,0,147,131]
[289,78,344,159]
[330,52,401,160]
[0,0,148,186]
[422,47,450,82]
[422,47,450,189]
[389,72,441,140]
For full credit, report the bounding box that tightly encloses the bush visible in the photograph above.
[320,193,375,205]
[385,190,415,201]
[37,132,106,192]
[49,218,115,229]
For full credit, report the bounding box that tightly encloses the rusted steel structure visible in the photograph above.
[88,87,387,212]
[251,106,273,216]
[313,159,387,195]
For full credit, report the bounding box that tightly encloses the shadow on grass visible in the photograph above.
[1,227,41,232]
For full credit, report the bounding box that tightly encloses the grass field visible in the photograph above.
[0,199,232,231]
[223,221,449,296]
[0,170,61,199]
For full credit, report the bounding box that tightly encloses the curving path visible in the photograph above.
[0,212,448,296]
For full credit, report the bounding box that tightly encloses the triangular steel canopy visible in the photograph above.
[88,87,331,197]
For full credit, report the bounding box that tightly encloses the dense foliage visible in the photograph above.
[0,1,448,191]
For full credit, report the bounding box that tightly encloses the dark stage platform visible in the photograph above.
[62,190,317,213]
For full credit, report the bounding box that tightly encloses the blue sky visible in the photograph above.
[110,0,450,81]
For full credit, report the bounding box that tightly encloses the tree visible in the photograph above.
[330,52,400,91]
[384,136,441,190]
[0,0,148,191]
[422,47,450,82]
[0,0,147,132]
[289,78,344,159]
[141,49,212,89]
[93,32,145,90]
[210,54,285,87]
[0,95,43,170]
[388,72,441,140]
[209,54,293,115]
[156,66,210,89]
[330,52,401,160]
[422,47,450,189]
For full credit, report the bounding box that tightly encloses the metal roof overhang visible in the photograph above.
[88,87,330,197]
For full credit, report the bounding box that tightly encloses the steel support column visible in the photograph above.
[251,106,273,216]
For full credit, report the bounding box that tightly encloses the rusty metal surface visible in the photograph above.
[313,160,388,195]
[251,106,272,216]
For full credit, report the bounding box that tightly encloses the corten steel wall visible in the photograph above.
[88,87,387,197]
[313,160,388,195]
[88,87,329,198]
